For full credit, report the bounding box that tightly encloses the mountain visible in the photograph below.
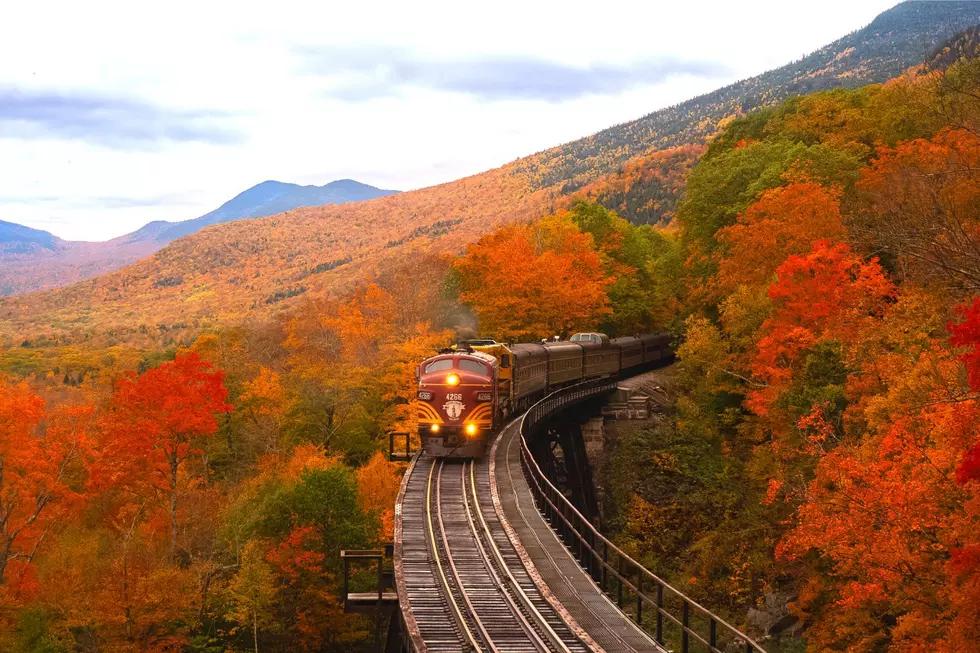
[3,0,978,347]
[153,179,399,242]
[0,180,397,297]
[0,221,59,253]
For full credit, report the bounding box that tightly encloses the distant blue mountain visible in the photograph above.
[0,220,59,252]
[0,178,399,296]
[151,179,399,243]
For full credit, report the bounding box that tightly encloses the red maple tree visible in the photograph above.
[96,352,231,564]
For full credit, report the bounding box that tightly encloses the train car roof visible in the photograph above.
[611,336,641,344]
[542,342,584,354]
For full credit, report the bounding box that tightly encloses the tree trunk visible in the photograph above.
[169,456,179,566]
[124,551,133,641]
[253,607,259,653]
[0,543,9,585]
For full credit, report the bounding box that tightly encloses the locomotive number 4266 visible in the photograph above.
[446,393,463,401]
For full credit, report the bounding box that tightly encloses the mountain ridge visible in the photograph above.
[0,220,59,253]
[154,179,399,242]
[0,179,398,296]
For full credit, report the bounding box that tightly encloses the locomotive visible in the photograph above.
[416,333,671,458]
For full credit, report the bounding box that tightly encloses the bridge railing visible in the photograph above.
[520,379,768,653]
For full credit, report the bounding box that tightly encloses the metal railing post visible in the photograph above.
[342,554,350,613]
[656,583,663,643]
[636,571,643,624]
[617,555,624,607]
[602,540,609,592]
[682,600,690,653]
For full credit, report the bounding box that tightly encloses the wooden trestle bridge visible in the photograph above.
[342,377,767,653]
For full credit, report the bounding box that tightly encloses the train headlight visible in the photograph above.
[430,424,440,433]
[465,423,478,436]
[446,374,460,386]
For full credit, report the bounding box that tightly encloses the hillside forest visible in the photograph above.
[4,25,980,653]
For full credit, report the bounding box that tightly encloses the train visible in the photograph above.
[415,332,672,458]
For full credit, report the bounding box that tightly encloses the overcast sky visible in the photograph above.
[1,0,899,241]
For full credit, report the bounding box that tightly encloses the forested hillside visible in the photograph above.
[3,0,974,348]
[514,0,980,192]
[555,145,703,225]
[0,169,545,347]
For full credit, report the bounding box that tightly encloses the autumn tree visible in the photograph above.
[778,317,980,650]
[454,213,611,341]
[0,382,91,588]
[716,182,845,290]
[284,284,451,458]
[227,540,278,653]
[98,352,231,565]
[566,200,673,334]
[226,448,375,650]
[357,452,402,540]
[852,128,980,293]
[747,241,895,421]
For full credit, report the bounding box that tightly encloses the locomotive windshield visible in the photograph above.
[458,359,488,374]
[425,359,453,373]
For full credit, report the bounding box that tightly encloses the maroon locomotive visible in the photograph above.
[416,349,499,457]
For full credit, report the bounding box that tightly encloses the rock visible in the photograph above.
[746,588,801,638]
[746,608,770,633]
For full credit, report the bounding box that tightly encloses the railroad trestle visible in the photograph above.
[349,375,767,653]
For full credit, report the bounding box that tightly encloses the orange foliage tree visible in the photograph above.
[356,452,402,540]
[454,214,611,341]
[853,128,980,291]
[284,283,451,450]
[717,182,845,290]
[778,302,980,650]
[0,383,91,589]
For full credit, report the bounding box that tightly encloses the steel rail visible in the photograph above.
[426,460,485,651]
[459,462,554,652]
[465,461,582,653]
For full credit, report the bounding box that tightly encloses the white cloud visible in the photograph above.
[0,0,897,241]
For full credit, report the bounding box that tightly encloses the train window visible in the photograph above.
[425,359,453,374]
[500,354,511,368]
[459,359,487,375]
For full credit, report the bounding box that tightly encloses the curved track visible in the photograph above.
[399,451,592,652]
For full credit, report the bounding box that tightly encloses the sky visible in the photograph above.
[0,0,900,241]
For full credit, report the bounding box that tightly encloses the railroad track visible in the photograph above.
[400,453,592,653]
